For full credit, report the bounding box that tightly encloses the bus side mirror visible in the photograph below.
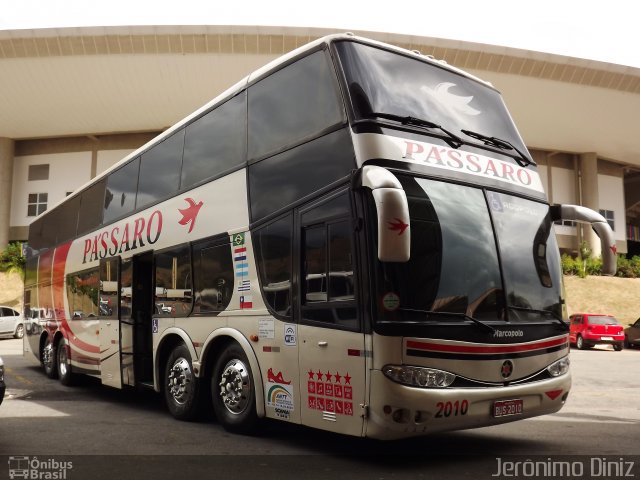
[551,204,617,276]
[360,166,410,262]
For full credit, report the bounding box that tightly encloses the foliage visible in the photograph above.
[0,242,25,274]
[561,252,640,278]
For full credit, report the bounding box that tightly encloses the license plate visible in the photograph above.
[493,399,524,417]
[600,336,613,341]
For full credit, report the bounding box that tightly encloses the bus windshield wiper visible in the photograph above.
[461,129,536,168]
[364,112,464,149]
[400,308,496,333]
[506,306,569,331]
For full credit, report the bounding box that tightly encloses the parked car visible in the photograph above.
[0,306,23,339]
[624,318,640,348]
[0,356,5,406]
[569,313,625,351]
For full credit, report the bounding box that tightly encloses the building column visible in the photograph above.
[0,138,15,250]
[579,152,601,257]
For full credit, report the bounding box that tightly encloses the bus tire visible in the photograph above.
[211,343,258,434]
[164,344,200,421]
[57,337,75,386]
[42,336,58,379]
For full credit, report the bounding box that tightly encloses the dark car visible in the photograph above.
[624,318,640,348]
[569,313,625,351]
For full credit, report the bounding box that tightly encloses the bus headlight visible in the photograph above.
[547,356,570,377]
[383,365,456,388]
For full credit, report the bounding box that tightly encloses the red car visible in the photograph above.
[569,313,625,351]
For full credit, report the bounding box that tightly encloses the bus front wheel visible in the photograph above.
[164,344,200,421]
[211,343,258,434]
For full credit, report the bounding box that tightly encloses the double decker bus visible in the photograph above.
[23,33,616,439]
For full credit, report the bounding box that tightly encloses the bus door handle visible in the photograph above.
[318,341,328,347]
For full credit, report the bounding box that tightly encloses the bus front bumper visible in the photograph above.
[365,370,571,440]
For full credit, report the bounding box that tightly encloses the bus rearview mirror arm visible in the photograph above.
[550,204,617,276]
[358,166,411,262]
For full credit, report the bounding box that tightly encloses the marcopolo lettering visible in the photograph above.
[82,210,163,263]
[493,330,525,338]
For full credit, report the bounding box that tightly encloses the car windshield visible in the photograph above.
[372,175,563,325]
[335,40,531,162]
[588,316,618,325]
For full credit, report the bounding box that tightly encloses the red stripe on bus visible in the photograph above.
[53,242,101,354]
[406,336,568,354]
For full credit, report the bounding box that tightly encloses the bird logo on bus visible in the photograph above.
[388,218,409,235]
[178,197,203,233]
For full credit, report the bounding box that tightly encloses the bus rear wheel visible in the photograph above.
[211,343,258,434]
[42,337,58,379]
[164,344,200,421]
[57,337,75,386]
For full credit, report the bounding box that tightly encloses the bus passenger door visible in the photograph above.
[99,257,122,388]
[297,192,366,436]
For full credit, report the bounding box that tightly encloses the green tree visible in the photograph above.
[0,242,26,275]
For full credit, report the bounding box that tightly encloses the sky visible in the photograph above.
[1,0,639,68]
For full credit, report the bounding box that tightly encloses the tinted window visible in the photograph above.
[99,257,119,320]
[154,245,192,317]
[104,157,140,224]
[181,93,246,190]
[56,195,81,244]
[335,41,531,161]
[28,218,45,251]
[248,128,354,221]
[25,256,38,287]
[66,268,99,319]
[136,130,185,210]
[254,214,293,317]
[193,237,234,314]
[40,208,60,248]
[248,50,344,160]
[301,192,357,329]
[77,179,106,235]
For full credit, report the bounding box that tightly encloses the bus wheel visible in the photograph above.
[42,337,58,379]
[164,344,200,421]
[211,343,258,434]
[57,337,75,386]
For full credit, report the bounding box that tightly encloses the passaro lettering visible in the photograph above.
[82,210,162,263]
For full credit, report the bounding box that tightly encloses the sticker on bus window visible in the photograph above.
[382,292,400,311]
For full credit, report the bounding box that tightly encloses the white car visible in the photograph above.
[0,306,23,339]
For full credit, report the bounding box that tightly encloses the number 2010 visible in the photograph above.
[435,400,469,418]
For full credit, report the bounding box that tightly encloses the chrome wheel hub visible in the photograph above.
[219,359,250,414]
[167,358,193,405]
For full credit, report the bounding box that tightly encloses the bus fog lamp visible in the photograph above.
[383,365,455,388]
[547,356,570,377]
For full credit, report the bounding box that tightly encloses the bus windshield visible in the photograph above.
[373,175,563,326]
[335,40,530,162]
